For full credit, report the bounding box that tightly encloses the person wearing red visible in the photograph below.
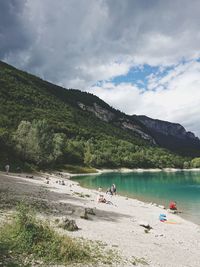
[169,201,177,210]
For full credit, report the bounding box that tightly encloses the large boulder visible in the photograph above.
[59,217,78,231]
[85,208,96,215]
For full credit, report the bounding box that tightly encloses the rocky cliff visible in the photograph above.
[136,115,200,156]
[77,102,156,144]
[77,100,200,156]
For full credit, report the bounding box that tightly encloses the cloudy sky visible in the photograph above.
[1,0,200,136]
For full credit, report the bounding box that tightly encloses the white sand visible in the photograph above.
[0,171,200,267]
[69,167,200,177]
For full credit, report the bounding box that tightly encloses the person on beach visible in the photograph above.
[97,194,107,203]
[5,164,10,175]
[111,184,117,195]
[97,194,113,205]
[106,187,113,195]
[169,201,177,210]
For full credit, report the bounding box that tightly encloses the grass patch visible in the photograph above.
[0,203,120,266]
[0,187,21,210]
[62,164,97,174]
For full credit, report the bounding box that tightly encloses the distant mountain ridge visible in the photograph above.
[75,100,200,156]
[77,101,155,144]
[135,115,200,156]
[136,115,198,140]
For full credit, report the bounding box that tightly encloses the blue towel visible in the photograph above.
[159,214,167,221]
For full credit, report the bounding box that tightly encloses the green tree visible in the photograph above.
[191,158,200,168]
[84,142,94,166]
[52,133,65,161]
[183,161,190,169]
[14,120,65,165]
[14,121,32,160]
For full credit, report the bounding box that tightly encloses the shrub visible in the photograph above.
[0,203,120,266]
[0,203,91,265]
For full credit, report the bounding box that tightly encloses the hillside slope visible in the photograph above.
[136,115,200,157]
[0,60,196,169]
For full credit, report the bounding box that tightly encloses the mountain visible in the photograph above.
[0,60,198,170]
[135,115,200,157]
[0,60,153,143]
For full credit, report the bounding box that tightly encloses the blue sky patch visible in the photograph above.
[93,64,175,90]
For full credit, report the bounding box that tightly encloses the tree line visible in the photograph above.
[8,119,198,170]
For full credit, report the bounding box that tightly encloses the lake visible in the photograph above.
[73,170,200,225]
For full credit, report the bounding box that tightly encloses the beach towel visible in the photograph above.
[164,220,181,225]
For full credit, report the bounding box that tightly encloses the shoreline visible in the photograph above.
[70,171,200,226]
[1,171,200,267]
[67,167,200,177]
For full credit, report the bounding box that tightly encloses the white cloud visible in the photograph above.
[2,0,200,88]
[91,61,200,137]
[1,0,200,136]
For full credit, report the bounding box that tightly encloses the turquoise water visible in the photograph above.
[73,171,200,225]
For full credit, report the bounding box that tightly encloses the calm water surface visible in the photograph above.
[73,171,200,225]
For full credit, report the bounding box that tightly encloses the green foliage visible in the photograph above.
[191,157,200,168]
[0,60,192,169]
[183,161,190,169]
[0,203,90,265]
[14,119,65,165]
[81,136,187,169]
[62,164,97,174]
[84,141,94,166]
[63,139,85,164]
[0,203,121,266]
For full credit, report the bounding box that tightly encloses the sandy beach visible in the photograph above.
[0,171,200,267]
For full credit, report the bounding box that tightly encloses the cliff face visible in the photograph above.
[136,115,200,156]
[77,101,200,156]
[78,102,115,122]
[77,102,156,144]
[137,115,197,140]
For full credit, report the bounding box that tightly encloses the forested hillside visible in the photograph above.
[0,60,194,170]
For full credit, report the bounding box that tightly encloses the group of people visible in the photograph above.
[97,184,117,204]
[97,184,179,213]
[3,164,179,213]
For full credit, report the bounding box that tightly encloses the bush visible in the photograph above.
[0,203,120,266]
[0,203,91,265]
[63,164,97,174]
[191,157,200,168]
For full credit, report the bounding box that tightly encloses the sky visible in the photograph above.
[1,0,200,136]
